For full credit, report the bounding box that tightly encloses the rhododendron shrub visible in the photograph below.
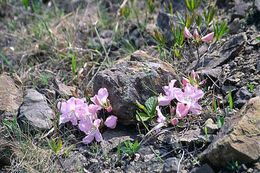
[58,88,117,144]
[156,71,204,128]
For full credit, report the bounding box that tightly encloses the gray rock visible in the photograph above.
[257,59,260,72]
[92,50,177,124]
[204,118,219,134]
[233,0,252,18]
[163,157,180,173]
[55,79,76,97]
[255,0,260,11]
[211,33,246,68]
[100,128,136,154]
[19,89,54,130]
[177,127,204,144]
[190,164,215,173]
[0,74,23,112]
[254,85,260,96]
[200,97,260,167]
[235,87,253,108]
[62,151,86,172]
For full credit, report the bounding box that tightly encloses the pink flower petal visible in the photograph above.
[182,77,189,87]
[82,133,95,144]
[176,103,189,118]
[193,29,200,40]
[184,27,193,39]
[104,115,118,129]
[106,105,113,112]
[93,119,102,128]
[156,106,166,123]
[190,102,202,115]
[97,88,109,103]
[78,118,92,134]
[201,32,214,43]
[170,118,179,126]
[94,130,103,142]
[88,104,101,114]
[174,90,186,103]
[158,95,172,106]
[90,95,102,106]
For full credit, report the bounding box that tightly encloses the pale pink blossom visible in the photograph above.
[193,29,200,40]
[170,118,179,126]
[201,32,214,43]
[158,80,181,106]
[58,97,88,125]
[104,115,118,129]
[175,83,204,118]
[82,119,103,144]
[156,106,166,123]
[91,88,112,112]
[184,27,193,39]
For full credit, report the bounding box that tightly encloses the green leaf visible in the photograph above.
[213,97,217,112]
[120,6,131,19]
[217,116,224,128]
[214,21,229,41]
[135,100,148,113]
[136,112,150,122]
[144,96,158,116]
[71,53,77,75]
[49,138,63,155]
[228,91,233,110]
[204,6,216,26]
[56,138,63,154]
[195,15,202,28]
[22,0,29,8]
[185,13,192,28]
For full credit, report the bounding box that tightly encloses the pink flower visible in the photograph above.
[193,29,200,40]
[176,102,190,118]
[78,117,93,134]
[184,27,193,39]
[170,118,179,126]
[156,106,166,123]
[82,119,103,144]
[201,32,214,43]
[91,88,112,112]
[158,80,181,106]
[181,70,204,88]
[104,115,118,129]
[58,97,88,125]
[175,83,204,118]
[182,77,190,87]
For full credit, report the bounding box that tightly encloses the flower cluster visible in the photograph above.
[184,27,214,43]
[58,88,117,144]
[156,71,204,127]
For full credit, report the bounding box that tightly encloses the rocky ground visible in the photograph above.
[0,0,259,173]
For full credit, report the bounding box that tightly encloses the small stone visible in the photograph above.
[0,74,23,112]
[177,127,203,144]
[255,0,260,12]
[190,164,215,173]
[204,118,219,134]
[62,151,86,172]
[18,89,54,130]
[163,157,180,173]
[100,128,136,154]
[57,82,76,97]
[247,168,253,173]
[144,154,155,162]
[235,87,253,108]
